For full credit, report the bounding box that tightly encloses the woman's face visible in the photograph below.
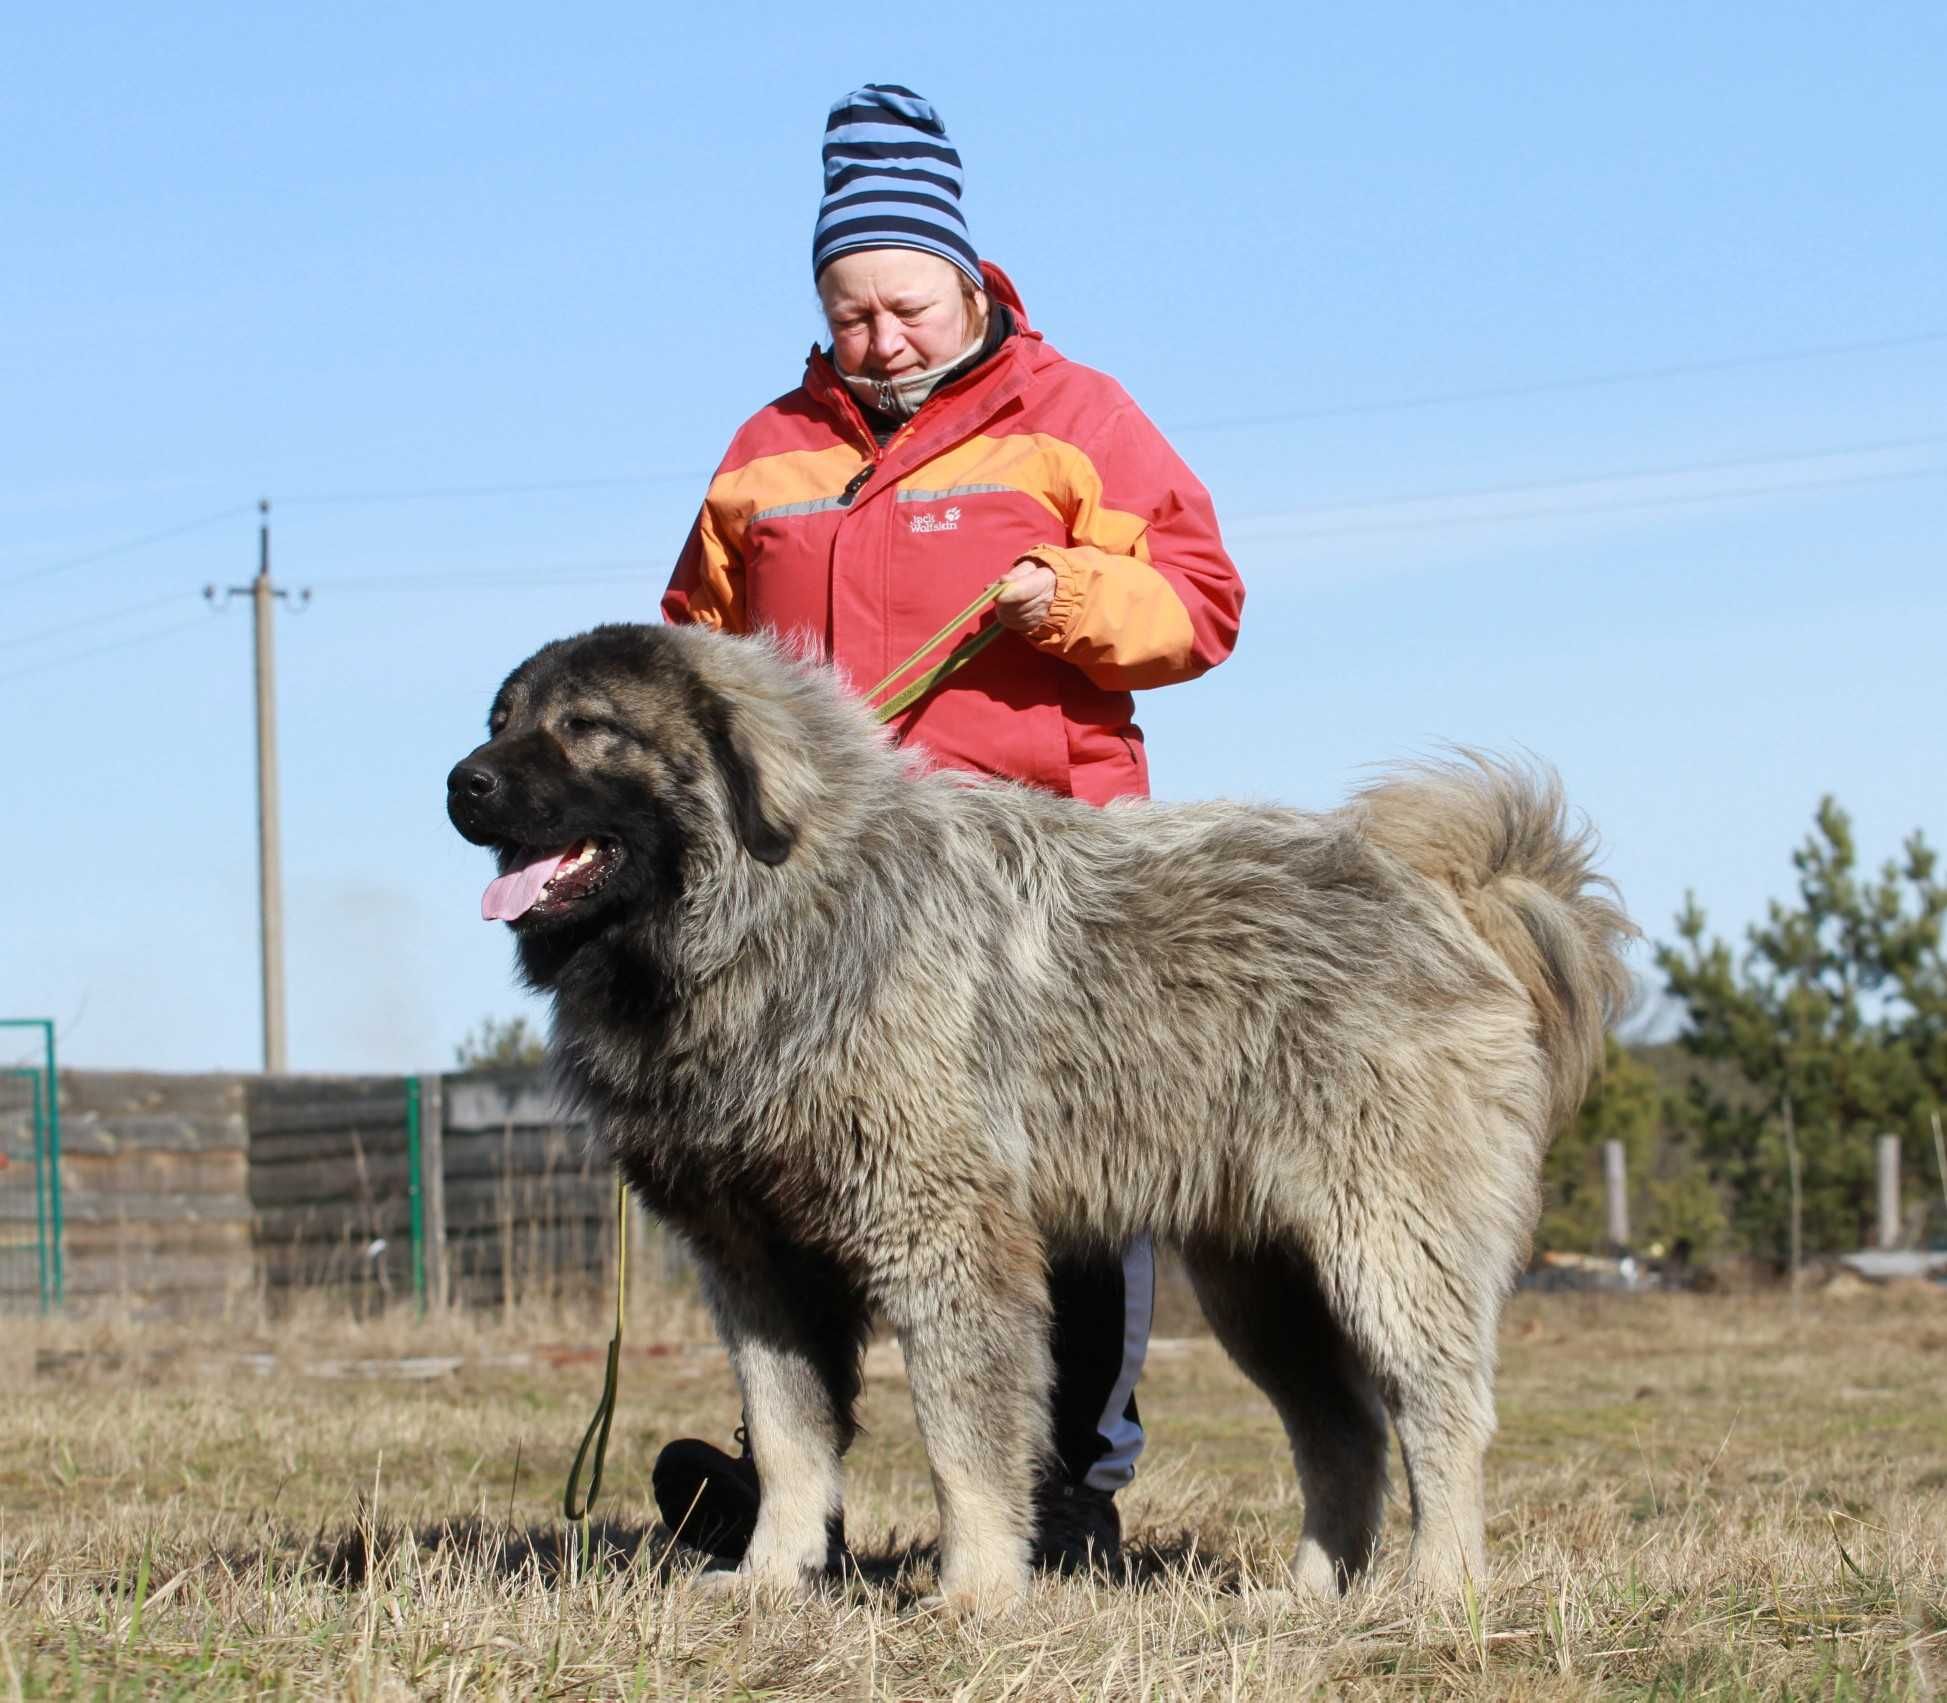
[818,248,978,378]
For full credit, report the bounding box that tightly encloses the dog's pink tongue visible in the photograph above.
[481,849,571,922]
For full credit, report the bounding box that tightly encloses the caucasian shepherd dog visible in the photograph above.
[447,623,1634,1610]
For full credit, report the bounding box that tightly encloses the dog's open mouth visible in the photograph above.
[481,837,623,924]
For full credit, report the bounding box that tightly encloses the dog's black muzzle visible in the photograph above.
[446,735,568,849]
[446,755,509,845]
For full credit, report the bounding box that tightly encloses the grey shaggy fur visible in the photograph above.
[449,623,1637,1610]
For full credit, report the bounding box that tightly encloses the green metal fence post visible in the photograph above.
[29,1071,47,1315]
[48,1026,60,1308]
[405,1075,426,1316]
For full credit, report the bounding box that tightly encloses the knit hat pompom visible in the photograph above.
[813,84,981,288]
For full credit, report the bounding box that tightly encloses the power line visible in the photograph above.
[279,471,709,508]
[1167,329,1947,436]
[0,613,219,688]
[0,504,255,590]
[1227,430,1947,532]
[7,319,1943,602]
[1,574,652,689]
[7,329,1941,569]
[3,465,1940,684]
[1234,461,1947,546]
[311,563,650,589]
[0,590,192,653]
[360,431,1946,560]
[241,329,1947,504]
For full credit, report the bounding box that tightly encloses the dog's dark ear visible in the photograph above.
[700,714,795,866]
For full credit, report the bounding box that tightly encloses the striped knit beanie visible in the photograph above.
[812,84,982,289]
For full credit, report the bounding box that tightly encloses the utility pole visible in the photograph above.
[207,501,307,1073]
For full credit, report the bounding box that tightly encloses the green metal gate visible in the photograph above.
[1,1021,62,1314]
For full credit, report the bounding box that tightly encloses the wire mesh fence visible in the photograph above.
[0,1066,54,1314]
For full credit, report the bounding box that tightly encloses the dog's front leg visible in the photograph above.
[885,1218,1052,1614]
[692,1243,866,1595]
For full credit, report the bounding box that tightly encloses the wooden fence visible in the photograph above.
[244,1068,678,1314]
[438,1071,619,1308]
[247,1075,420,1308]
[17,1073,252,1318]
[0,1067,691,1317]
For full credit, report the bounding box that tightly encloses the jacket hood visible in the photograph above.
[976,259,1035,338]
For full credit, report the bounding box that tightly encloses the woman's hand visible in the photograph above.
[995,557,1058,632]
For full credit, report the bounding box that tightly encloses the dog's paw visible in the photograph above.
[1400,1537,1485,1604]
[1291,1540,1350,1601]
[1239,1583,1300,1618]
[696,1559,828,1605]
[917,1570,1028,1618]
[913,1588,1012,1620]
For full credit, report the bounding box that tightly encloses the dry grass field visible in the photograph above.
[1,1284,1943,1699]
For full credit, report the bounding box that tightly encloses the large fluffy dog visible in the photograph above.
[447,622,1633,1608]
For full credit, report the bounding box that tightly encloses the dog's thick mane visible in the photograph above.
[538,626,914,1111]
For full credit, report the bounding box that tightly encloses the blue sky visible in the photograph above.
[3,3,1942,1072]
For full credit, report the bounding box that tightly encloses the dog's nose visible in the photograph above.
[448,761,500,800]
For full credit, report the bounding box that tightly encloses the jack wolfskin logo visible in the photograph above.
[909,506,961,535]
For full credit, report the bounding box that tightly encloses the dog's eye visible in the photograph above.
[565,716,604,738]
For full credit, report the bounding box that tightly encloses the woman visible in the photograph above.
[657,83,1244,1576]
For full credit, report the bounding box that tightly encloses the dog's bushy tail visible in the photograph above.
[1357,754,1638,1135]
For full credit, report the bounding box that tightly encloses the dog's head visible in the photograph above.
[447,624,796,942]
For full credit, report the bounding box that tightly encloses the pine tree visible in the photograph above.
[1656,798,1944,1257]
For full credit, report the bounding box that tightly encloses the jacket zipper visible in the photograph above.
[811,334,1022,496]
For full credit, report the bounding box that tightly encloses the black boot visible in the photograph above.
[651,1426,761,1562]
[1033,1479,1123,1577]
[651,1426,846,1569]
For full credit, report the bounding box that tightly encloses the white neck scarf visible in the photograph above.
[837,327,987,421]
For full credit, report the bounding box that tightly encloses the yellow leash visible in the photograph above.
[861,580,1009,720]
[560,582,1012,1554]
[563,1180,629,1565]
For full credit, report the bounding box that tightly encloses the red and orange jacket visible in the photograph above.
[661,263,1243,804]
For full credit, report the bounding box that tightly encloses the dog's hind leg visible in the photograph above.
[1316,1204,1505,1598]
[1370,1282,1496,1597]
[1387,1379,1491,1598]
[882,1211,1052,1613]
[1184,1239,1391,1596]
[693,1234,870,1593]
